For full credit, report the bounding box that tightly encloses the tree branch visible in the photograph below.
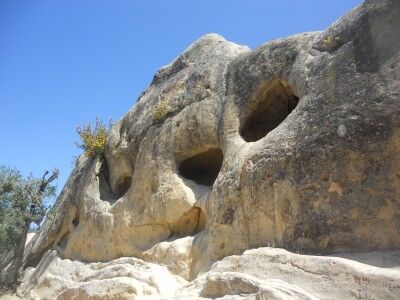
[38,169,58,194]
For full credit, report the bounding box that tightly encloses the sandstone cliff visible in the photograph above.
[13,0,400,298]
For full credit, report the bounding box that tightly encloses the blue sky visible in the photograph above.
[0,0,362,197]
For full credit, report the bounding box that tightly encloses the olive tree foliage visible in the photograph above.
[0,166,58,291]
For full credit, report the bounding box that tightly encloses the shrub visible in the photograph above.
[153,101,170,122]
[76,117,112,157]
[322,35,342,48]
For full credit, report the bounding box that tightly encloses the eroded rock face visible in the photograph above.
[179,247,400,300]
[18,248,400,299]
[19,0,400,298]
[19,250,187,299]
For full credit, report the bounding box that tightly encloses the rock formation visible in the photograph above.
[12,0,400,298]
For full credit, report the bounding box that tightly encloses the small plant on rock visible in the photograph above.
[153,101,170,122]
[75,117,112,157]
[322,35,342,48]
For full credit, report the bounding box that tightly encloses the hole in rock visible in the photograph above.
[98,159,132,201]
[72,212,79,227]
[57,232,70,250]
[179,148,223,186]
[240,79,299,142]
[114,176,132,198]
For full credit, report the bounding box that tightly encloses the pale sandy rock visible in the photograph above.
[25,234,35,247]
[13,0,400,299]
[199,273,317,299]
[331,250,400,270]
[15,248,400,299]
[165,247,400,299]
[18,250,186,300]
[196,247,400,299]
[142,236,194,280]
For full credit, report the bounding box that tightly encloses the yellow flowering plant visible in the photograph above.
[75,117,112,157]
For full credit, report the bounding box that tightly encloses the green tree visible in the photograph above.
[0,166,58,292]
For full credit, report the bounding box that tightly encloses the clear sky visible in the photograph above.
[1,0,362,196]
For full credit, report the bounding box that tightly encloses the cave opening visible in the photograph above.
[240,79,299,142]
[72,213,80,227]
[114,176,132,198]
[99,159,132,202]
[179,148,223,186]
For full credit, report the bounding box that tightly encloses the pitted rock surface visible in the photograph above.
[18,0,400,299]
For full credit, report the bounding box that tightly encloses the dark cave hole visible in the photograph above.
[99,160,132,201]
[72,213,79,227]
[179,148,223,186]
[240,79,299,142]
[114,176,132,198]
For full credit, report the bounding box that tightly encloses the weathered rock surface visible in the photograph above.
[12,0,400,298]
[16,247,400,299]
[193,248,400,300]
[18,250,186,299]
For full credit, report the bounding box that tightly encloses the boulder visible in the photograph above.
[17,247,400,299]
[19,250,186,299]
[17,0,400,298]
